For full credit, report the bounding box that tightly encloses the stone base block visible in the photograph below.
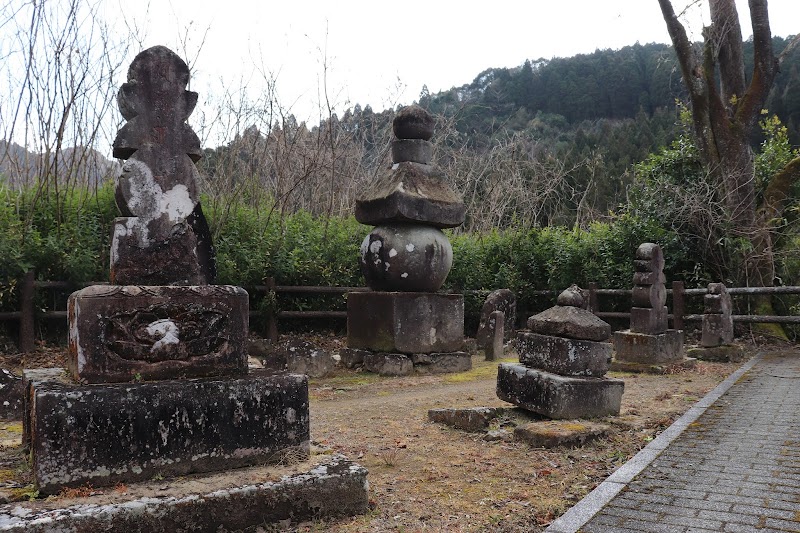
[629,306,668,334]
[427,407,504,432]
[686,344,747,363]
[68,284,249,383]
[612,329,684,364]
[516,332,611,377]
[496,363,623,419]
[24,369,309,494]
[0,454,368,532]
[364,353,414,376]
[412,351,472,373]
[347,291,464,353]
[514,420,610,448]
[701,314,734,347]
[609,357,697,374]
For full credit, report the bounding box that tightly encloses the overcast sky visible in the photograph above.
[115,1,798,125]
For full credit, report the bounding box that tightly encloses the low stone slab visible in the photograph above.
[68,284,249,383]
[347,292,464,354]
[516,332,611,377]
[609,357,697,374]
[613,329,684,364]
[686,344,747,363]
[526,305,611,341]
[363,353,413,376]
[24,369,309,494]
[514,420,610,448]
[0,454,368,532]
[412,351,472,374]
[427,407,505,432]
[496,363,623,419]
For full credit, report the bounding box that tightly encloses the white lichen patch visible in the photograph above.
[405,243,415,252]
[146,319,180,352]
[160,184,194,223]
[401,272,409,278]
[388,248,398,258]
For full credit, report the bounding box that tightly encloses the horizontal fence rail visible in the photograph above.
[0,273,797,351]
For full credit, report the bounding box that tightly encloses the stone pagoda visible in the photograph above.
[347,105,470,374]
[22,47,310,494]
[613,242,685,368]
[497,286,624,419]
[687,282,745,362]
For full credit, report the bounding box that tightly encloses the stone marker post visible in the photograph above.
[701,282,734,347]
[485,310,505,361]
[346,106,470,375]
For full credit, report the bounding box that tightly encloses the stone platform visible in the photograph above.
[24,369,309,494]
[68,284,249,383]
[347,291,463,353]
[496,363,623,419]
[362,351,472,376]
[0,453,368,532]
[612,329,684,364]
[516,332,611,377]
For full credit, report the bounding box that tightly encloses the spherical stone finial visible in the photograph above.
[557,285,585,308]
[393,105,435,140]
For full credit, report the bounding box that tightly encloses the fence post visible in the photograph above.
[672,280,685,331]
[19,270,35,353]
[587,282,599,314]
[266,277,278,343]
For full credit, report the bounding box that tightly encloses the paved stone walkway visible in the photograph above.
[547,350,800,533]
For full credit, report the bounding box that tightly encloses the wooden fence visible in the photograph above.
[1,273,798,351]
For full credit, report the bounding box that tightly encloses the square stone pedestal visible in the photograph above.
[516,332,611,377]
[612,329,684,364]
[347,291,463,353]
[68,285,249,383]
[496,363,624,419]
[23,369,310,495]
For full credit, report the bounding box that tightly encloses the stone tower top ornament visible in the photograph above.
[110,46,214,285]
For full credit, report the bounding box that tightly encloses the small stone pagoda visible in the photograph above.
[613,243,685,367]
[687,282,745,362]
[22,47,310,494]
[497,286,624,419]
[347,105,470,374]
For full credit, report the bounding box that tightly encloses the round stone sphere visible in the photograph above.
[393,105,435,140]
[360,224,453,292]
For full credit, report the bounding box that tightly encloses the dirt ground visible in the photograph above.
[0,335,755,532]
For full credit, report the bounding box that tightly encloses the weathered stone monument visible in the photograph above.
[347,105,470,374]
[687,282,745,362]
[21,48,367,521]
[496,286,624,419]
[612,243,685,369]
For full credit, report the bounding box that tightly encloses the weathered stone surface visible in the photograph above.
[354,162,465,228]
[701,313,734,347]
[632,271,666,285]
[476,289,516,347]
[111,46,213,285]
[635,242,664,265]
[412,351,472,373]
[360,224,453,292]
[24,370,310,494]
[485,310,505,361]
[612,329,684,364]
[496,363,623,419]
[391,139,432,164]
[339,348,369,369]
[631,283,666,309]
[527,305,611,341]
[629,305,668,334]
[485,429,513,441]
[248,337,289,371]
[704,283,732,314]
[686,344,747,363]
[270,338,336,378]
[347,292,464,353]
[67,284,248,383]
[609,357,697,374]
[0,368,23,420]
[514,420,610,448]
[516,332,611,377]
[0,454,369,532]
[427,407,504,432]
[363,353,413,376]
[393,104,435,140]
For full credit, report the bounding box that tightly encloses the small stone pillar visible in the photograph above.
[485,310,505,361]
[612,243,685,370]
[687,282,745,362]
[496,286,624,419]
[476,289,516,349]
[347,106,470,375]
